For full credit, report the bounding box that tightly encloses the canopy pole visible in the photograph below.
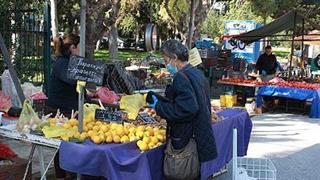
[301,18,305,69]
[78,0,86,133]
[289,12,297,77]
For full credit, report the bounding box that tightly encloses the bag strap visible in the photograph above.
[178,71,197,138]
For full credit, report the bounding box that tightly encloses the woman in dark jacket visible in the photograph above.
[46,34,80,180]
[47,34,80,117]
[147,39,217,163]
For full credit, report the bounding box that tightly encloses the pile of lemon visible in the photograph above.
[57,118,166,151]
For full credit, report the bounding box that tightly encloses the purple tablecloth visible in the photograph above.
[59,109,252,180]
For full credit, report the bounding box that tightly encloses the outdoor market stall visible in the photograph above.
[59,108,252,180]
[256,85,320,118]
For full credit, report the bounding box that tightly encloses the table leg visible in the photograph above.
[40,148,59,180]
[38,146,46,180]
[286,98,289,112]
[23,143,36,180]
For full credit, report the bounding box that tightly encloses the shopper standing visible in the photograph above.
[146,39,217,179]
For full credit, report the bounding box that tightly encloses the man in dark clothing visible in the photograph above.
[256,45,278,77]
[146,40,217,163]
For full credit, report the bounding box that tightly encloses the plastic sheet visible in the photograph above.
[119,94,146,120]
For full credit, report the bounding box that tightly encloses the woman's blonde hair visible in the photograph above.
[53,34,80,57]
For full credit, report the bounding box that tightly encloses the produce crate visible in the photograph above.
[237,157,276,180]
[0,157,32,180]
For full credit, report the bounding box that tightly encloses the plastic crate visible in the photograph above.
[237,157,276,180]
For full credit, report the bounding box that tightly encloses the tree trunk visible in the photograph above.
[262,16,267,49]
[135,26,140,51]
[187,0,196,49]
[109,23,118,61]
[50,0,58,38]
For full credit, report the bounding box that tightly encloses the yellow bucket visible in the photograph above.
[220,95,226,107]
[225,94,233,107]
[233,95,237,106]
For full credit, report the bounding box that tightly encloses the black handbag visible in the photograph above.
[163,135,200,180]
[163,70,201,180]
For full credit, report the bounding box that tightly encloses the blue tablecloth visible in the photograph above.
[59,109,252,180]
[256,86,320,118]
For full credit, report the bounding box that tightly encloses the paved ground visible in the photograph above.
[217,112,320,180]
[3,112,320,180]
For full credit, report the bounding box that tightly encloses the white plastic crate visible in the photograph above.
[237,157,276,180]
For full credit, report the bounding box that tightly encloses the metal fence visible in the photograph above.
[0,0,51,93]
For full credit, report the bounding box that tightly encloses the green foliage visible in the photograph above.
[201,11,222,41]
[200,0,264,41]
[94,49,160,61]
[119,14,138,35]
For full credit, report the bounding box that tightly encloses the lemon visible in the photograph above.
[87,130,94,137]
[73,131,81,139]
[142,136,151,144]
[106,135,113,143]
[113,135,121,143]
[128,127,136,134]
[136,130,144,138]
[148,142,156,149]
[95,121,102,126]
[144,131,151,137]
[147,129,154,136]
[156,134,165,142]
[150,136,159,144]
[86,123,94,130]
[80,133,87,141]
[137,140,149,151]
[137,125,146,131]
[62,123,71,129]
[155,142,163,147]
[69,118,79,126]
[48,118,56,124]
[129,134,137,141]
[123,128,129,135]
[110,123,118,130]
[91,135,102,144]
[100,125,108,132]
[104,131,112,137]
[120,135,129,143]
[115,127,124,136]
[92,125,100,132]
[61,135,69,141]
[99,134,105,143]
[83,126,89,132]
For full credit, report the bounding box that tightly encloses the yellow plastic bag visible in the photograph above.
[16,100,41,132]
[119,94,146,120]
[42,125,78,138]
[83,103,100,123]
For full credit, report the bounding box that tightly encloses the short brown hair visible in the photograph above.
[53,34,80,57]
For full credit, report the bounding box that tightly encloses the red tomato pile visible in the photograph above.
[220,78,256,84]
[221,78,320,90]
[262,81,320,90]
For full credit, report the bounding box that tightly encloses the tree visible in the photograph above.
[50,0,59,38]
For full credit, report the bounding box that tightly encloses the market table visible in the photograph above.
[59,109,252,180]
[0,124,60,180]
[256,85,320,118]
[217,80,260,88]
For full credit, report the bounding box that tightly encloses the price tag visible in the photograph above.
[138,112,157,124]
[95,109,123,123]
[67,55,105,85]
